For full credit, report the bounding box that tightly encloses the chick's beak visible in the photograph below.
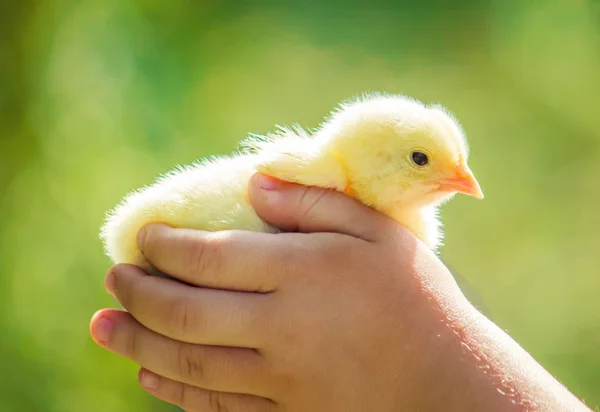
[438,164,484,199]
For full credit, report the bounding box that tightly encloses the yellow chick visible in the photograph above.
[101,93,483,272]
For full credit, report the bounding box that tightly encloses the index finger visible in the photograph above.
[137,223,300,291]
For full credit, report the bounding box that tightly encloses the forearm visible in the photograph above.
[411,300,591,412]
[462,308,589,411]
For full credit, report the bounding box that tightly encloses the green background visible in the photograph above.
[1,1,599,411]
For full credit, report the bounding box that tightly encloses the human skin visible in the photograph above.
[90,173,590,411]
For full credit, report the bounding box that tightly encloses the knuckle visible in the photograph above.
[137,225,148,251]
[140,224,165,256]
[111,264,132,303]
[208,391,230,412]
[295,185,312,211]
[168,298,202,338]
[189,240,209,274]
[176,342,205,382]
[176,381,187,407]
[188,236,222,277]
[125,325,140,359]
[297,186,329,222]
[176,382,197,411]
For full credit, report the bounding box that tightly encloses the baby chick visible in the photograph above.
[101,93,483,272]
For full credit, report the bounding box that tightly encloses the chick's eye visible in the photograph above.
[411,151,429,166]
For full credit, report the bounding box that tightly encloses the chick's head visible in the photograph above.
[320,94,483,212]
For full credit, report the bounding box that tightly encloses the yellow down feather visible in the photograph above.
[101,92,483,272]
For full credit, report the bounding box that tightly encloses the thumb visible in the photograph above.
[247,173,394,241]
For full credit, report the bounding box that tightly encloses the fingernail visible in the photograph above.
[257,174,282,191]
[93,317,113,345]
[140,370,160,391]
[137,226,147,250]
[105,270,116,297]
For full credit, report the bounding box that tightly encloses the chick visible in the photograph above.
[101,93,483,272]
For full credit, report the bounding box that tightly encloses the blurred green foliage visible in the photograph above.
[1,1,600,411]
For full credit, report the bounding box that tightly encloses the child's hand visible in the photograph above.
[90,174,590,412]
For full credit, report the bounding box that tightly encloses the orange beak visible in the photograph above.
[437,164,484,199]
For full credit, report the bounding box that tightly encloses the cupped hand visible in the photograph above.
[90,174,589,412]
